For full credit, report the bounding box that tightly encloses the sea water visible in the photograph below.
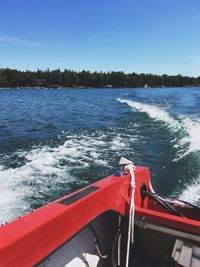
[0,87,200,223]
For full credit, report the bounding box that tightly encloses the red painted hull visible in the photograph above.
[0,166,199,267]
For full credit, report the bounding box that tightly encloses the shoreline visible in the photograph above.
[1,85,200,90]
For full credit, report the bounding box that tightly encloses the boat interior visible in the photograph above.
[36,210,200,267]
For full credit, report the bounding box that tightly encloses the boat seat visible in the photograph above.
[171,239,200,267]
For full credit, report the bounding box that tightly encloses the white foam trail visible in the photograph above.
[0,146,72,223]
[118,99,200,204]
[117,98,180,130]
[0,131,132,223]
[179,117,200,155]
[111,136,127,150]
[172,116,200,160]
[118,98,200,160]
[178,177,200,205]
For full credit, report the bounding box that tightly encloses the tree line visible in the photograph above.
[0,68,200,88]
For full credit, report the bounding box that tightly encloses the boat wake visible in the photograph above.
[1,97,200,223]
[0,130,136,224]
[176,116,200,158]
[117,98,180,131]
[178,175,200,206]
[118,98,200,206]
[117,98,200,160]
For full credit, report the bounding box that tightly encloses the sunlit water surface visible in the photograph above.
[1,87,200,223]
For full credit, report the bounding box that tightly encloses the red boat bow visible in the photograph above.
[0,166,199,267]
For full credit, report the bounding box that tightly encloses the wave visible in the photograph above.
[0,124,7,129]
[176,117,200,157]
[43,122,56,129]
[0,130,132,223]
[178,176,200,205]
[118,98,200,159]
[2,98,200,222]
[118,98,200,204]
[0,146,72,223]
[117,98,180,130]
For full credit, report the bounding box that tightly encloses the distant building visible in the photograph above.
[37,79,47,86]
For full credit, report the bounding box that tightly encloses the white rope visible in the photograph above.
[125,164,136,267]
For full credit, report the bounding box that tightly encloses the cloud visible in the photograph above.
[0,37,45,47]
[87,33,102,40]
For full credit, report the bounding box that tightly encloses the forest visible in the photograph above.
[0,68,200,88]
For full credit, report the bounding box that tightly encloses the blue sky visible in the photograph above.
[0,0,200,76]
